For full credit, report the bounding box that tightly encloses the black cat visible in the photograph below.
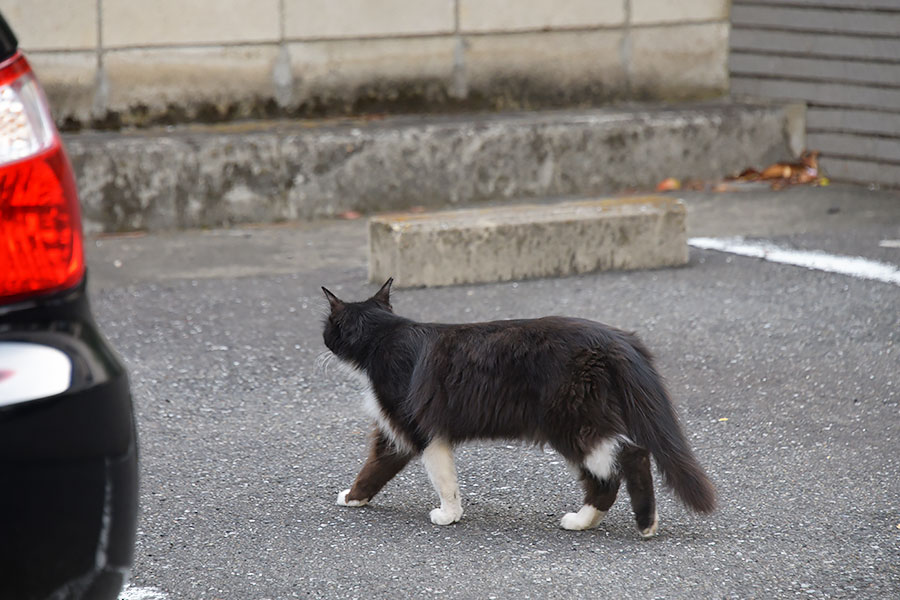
[322,279,715,538]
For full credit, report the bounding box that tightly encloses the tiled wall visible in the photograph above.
[0,0,730,128]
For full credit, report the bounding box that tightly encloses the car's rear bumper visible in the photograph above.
[0,280,138,600]
[1,426,138,600]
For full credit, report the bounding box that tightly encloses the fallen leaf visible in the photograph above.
[801,151,820,169]
[656,177,681,191]
[795,171,817,184]
[718,417,729,422]
[761,164,791,180]
[730,167,762,182]
[338,210,362,220]
[725,150,824,190]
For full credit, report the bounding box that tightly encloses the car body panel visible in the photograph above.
[0,282,139,600]
[0,10,138,600]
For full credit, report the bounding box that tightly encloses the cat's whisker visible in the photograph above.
[315,350,334,376]
[316,351,367,390]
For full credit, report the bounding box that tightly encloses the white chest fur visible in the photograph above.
[335,356,414,455]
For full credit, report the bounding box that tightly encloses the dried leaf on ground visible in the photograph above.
[655,177,682,191]
[726,151,827,189]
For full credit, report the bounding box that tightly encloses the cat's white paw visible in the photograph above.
[336,489,368,507]
[639,510,659,539]
[429,506,462,525]
[560,505,606,530]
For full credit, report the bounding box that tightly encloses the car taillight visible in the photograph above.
[0,52,84,302]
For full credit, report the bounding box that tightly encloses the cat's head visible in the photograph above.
[321,278,394,360]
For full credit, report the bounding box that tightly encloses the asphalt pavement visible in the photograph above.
[85,184,899,599]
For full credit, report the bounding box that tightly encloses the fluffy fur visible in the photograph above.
[323,279,715,537]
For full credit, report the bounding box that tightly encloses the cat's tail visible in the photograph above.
[614,340,716,514]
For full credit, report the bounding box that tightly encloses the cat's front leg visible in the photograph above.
[337,427,413,507]
[422,438,463,525]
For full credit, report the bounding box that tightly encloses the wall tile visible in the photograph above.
[288,36,456,101]
[630,23,729,98]
[0,0,97,50]
[104,46,279,123]
[103,0,279,47]
[26,51,97,123]
[285,0,454,39]
[460,0,625,32]
[465,30,627,104]
[631,0,729,25]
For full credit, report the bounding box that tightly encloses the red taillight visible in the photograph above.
[0,52,84,302]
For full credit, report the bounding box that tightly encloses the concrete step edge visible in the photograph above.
[63,100,805,233]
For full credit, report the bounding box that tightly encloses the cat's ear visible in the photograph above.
[322,287,344,312]
[373,277,393,309]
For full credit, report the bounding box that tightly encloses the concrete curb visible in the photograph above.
[369,196,688,287]
[63,101,803,233]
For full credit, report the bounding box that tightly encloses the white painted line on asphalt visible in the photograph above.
[119,585,169,600]
[688,237,900,286]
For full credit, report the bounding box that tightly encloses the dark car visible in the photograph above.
[0,12,138,600]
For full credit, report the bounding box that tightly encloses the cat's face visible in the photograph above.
[321,279,394,359]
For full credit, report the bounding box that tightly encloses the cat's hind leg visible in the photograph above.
[337,427,414,507]
[620,445,658,538]
[422,438,463,525]
[561,438,622,530]
[560,468,621,530]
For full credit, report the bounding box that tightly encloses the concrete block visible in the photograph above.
[284,0,454,39]
[369,197,688,287]
[630,23,729,100]
[102,0,279,47]
[631,0,729,25]
[0,0,97,50]
[103,46,279,126]
[25,52,97,125]
[465,30,626,107]
[459,0,624,32]
[288,37,456,108]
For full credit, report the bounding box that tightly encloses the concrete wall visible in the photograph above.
[0,0,730,129]
[730,0,900,188]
